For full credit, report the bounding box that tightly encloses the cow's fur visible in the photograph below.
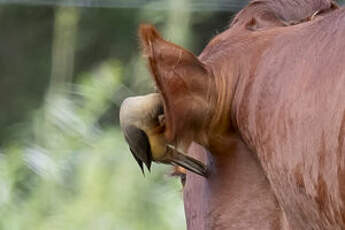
[140,0,344,229]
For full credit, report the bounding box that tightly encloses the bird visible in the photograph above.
[119,93,207,177]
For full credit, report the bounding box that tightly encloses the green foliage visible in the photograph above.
[0,61,185,230]
[0,0,238,228]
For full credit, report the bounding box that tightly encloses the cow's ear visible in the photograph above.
[139,24,208,98]
[139,24,211,142]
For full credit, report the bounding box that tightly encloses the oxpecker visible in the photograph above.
[119,93,207,177]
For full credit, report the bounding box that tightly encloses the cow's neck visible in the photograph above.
[205,30,277,137]
[184,138,288,230]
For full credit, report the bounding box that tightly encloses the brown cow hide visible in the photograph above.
[139,1,345,230]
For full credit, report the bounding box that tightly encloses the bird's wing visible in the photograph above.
[124,125,152,171]
[129,147,145,175]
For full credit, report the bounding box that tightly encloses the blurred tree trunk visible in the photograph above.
[163,0,191,47]
[131,0,192,94]
[49,7,80,93]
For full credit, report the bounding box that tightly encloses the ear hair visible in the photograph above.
[139,24,162,58]
[139,24,207,69]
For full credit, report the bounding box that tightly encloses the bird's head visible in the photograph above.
[119,93,164,174]
[120,93,207,177]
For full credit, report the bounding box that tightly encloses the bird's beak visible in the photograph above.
[167,145,208,177]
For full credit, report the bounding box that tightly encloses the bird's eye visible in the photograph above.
[156,103,164,116]
[170,166,187,187]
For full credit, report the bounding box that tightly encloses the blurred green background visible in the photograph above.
[0,0,344,229]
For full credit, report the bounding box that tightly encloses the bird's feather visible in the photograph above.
[130,148,145,175]
[124,125,152,171]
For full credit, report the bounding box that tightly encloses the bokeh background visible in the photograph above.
[0,0,344,229]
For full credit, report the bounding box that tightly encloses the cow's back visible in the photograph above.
[235,9,345,229]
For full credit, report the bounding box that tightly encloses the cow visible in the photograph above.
[123,0,345,229]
